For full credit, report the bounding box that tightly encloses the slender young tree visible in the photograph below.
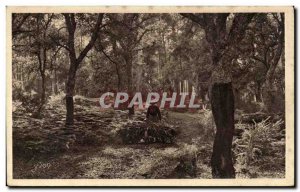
[102,14,152,115]
[34,14,55,114]
[63,13,104,125]
[253,13,285,111]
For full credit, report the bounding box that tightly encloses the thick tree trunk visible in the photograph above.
[210,82,235,178]
[66,95,74,125]
[65,62,77,125]
[181,12,255,179]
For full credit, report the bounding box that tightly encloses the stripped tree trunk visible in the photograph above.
[181,13,255,178]
[211,82,235,178]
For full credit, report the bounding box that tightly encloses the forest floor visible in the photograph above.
[12,96,285,179]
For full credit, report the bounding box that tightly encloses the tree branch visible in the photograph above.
[227,13,256,46]
[135,29,151,45]
[76,13,104,65]
[49,35,70,51]
[180,13,206,27]
[96,44,119,66]
[12,13,31,36]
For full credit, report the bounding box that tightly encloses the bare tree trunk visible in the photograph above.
[54,69,58,94]
[181,13,255,178]
[63,13,104,125]
[263,44,283,112]
[41,74,46,105]
[264,75,277,112]
[51,69,58,95]
[264,41,283,111]
[116,64,121,91]
[210,82,235,178]
[199,84,207,102]
[65,61,77,125]
[255,82,262,102]
[125,54,134,115]
[112,44,122,91]
[262,13,284,112]
[36,46,47,114]
[208,61,236,178]
[20,64,24,90]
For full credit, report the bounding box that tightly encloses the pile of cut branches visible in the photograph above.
[118,121,177,144]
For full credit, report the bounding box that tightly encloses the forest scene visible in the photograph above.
[11,12,285,179]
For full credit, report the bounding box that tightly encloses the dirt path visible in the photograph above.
[166,111,207,144]
[13,104,213,179]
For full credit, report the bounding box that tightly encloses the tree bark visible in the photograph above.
[181,13,255,178]
[199,84,207,102]
[36,46,47,114]
[210,82,235,178]
[20,64,24,90]
[98,40,122,91]
[66,96,74,125]
[65,60,77,125]
[51,69,58,94]
[255,83,262,102]
[253,13,284,112]
[35,15,48,114]
[41,73,46,105]
[112,41,122,91]
[263,34,284,111]
[125,54,134,115]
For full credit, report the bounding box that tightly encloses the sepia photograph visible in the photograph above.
[6,6,294,187]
